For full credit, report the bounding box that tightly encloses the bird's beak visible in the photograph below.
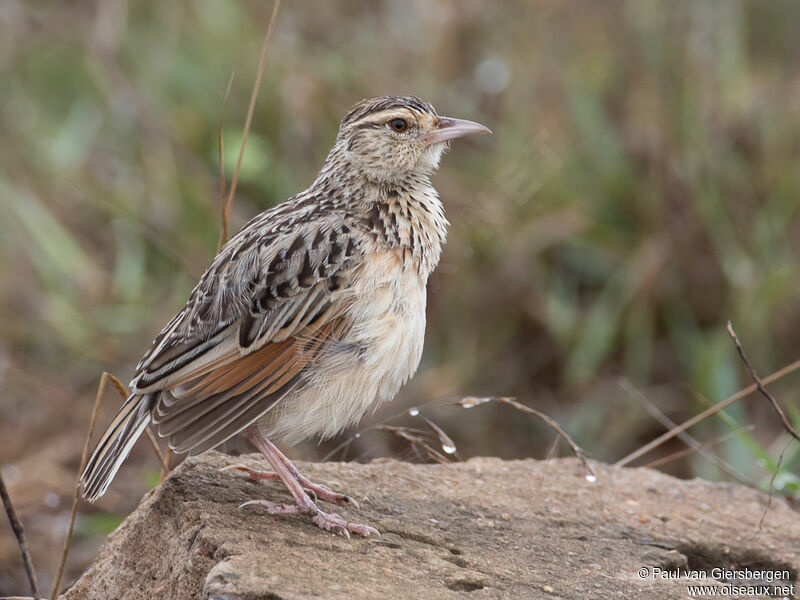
[424,117,492,145]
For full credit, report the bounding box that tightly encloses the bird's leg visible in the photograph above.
[222,443,357,506]
[237,427,378,538]
[220,464,282,482]
[267,439,358,507]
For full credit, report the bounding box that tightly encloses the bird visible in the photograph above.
[80,95,491,537]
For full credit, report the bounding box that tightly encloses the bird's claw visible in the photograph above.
[240,499,379,537]
[220,464,278,479]
[239,499,302,514]
[311,510,379,538]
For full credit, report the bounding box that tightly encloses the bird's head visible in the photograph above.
[334,96,491,183]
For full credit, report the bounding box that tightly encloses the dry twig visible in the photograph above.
[51,372,169,599]
[374,425,452,464]
[322,395,595,477]
[545,435,561,461]
[1,472,41,600]
[643,426,754,469]
[50,371,108,600]
[216,71,236,253]
[745,439,792,541]
[616,357,800,467]
[725,321,800,539]
[47,6,283,597]
[460,397,597,479]
[104,372,170,475]
[726,321,800,443]
[619,378,755,485]
[218,0,281,249]
[420,415,457,455]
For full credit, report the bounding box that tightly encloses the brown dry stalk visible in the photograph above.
[420,415,457,455]
[322,395,595,474]
[216,71,236,253]
[746,439,792,541]
[493,397,597,479]
[51,372,169,599]
[726,320,800,443]
[50,371,108,600]
[104,372,169,475]
[643,426,754,469]
[616,357,800,467]
[725,321,800,540]
[619,378,754,485]
[1,472,41,600]
[48,6,283,597]
[218,0,281,250]
[374,425,451,464]
[105,371,128,399]
[545,435,561,461]
[145,430,170,480]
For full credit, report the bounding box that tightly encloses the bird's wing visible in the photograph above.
[130,205,364,454]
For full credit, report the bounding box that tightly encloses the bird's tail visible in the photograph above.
[81,393,153,502]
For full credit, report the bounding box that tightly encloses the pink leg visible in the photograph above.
[222,447,357,507]
[269,440,358,506]
[237,427,378,538]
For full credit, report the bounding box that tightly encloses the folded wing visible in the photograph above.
[133,212,363,455]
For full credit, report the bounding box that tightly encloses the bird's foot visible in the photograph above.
[311,510,379,538]
[294,471,359,507]
[236,430,378,538]
[222,463,358,507]
[221,464,280,481]
[240,497,379,538]
[239,499,301,514]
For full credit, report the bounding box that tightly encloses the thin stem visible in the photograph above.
[106,372,169,474]
[1,471,41,600]
[495,397,596,478]
[50,371,107,600]
[216,71,236,253]
[726,321,800,443]
[643,427,754,469]
[145,429,170,477]
[619,378,755,485]
[218,0,281,249]
[616,357,800,467]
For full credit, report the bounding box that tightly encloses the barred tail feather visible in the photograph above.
[81,394,153,502]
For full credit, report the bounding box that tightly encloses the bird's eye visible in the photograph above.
[388,118,408,133]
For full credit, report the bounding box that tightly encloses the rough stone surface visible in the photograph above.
[60,452,799,599]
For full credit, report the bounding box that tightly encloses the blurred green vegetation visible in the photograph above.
[1,0,800,593]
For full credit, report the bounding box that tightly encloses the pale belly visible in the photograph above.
[259,254,428,445]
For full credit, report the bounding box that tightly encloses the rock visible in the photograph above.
[61,452,799,599]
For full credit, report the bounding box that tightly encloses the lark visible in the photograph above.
[81,96,490,536]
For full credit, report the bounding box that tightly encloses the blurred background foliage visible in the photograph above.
[2,0,800,593]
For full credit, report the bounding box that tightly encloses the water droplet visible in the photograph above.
[442,444,457,455]
[44,492,60,508]
[354,432,361,439]
[459,396,491,409]
[408,407,419,416]
[585,474,597,483]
